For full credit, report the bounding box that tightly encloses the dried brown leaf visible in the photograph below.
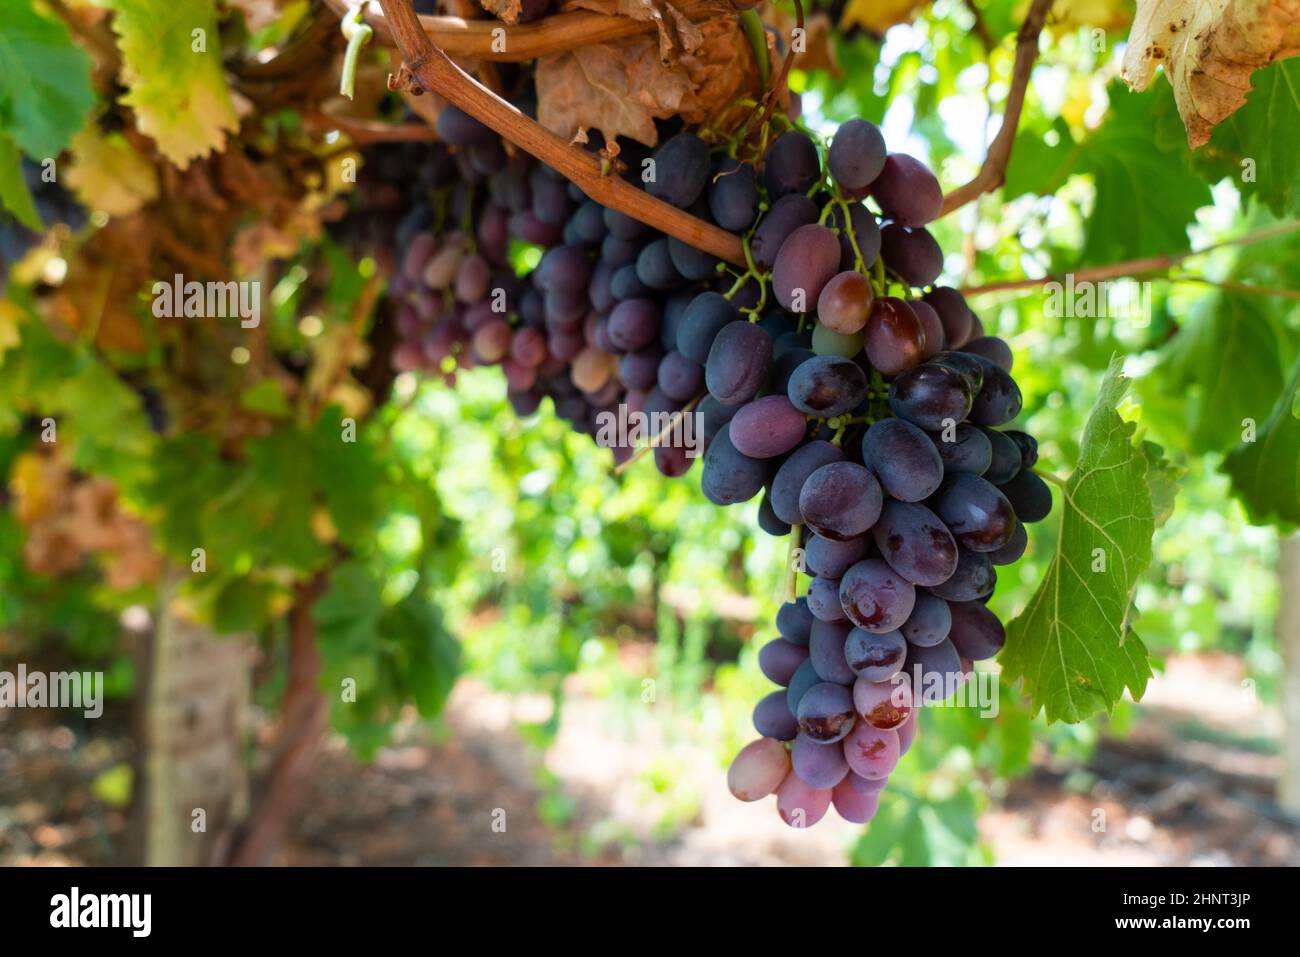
[678,16,767,129]
[535,35,696,145]
[478,0,523,24]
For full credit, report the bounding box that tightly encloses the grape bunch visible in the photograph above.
[357,103,1050,830]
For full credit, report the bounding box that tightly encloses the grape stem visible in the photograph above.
[783,524,804,604]
[939,0,1055,217]
[324,0,725,61]
[339,2,374,100]
[372,0,747,266]
[1032,467,1068,488]
[612,393,705,476]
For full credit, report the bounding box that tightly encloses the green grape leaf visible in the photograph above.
[0,0,95,159]
[0,134,41,230]
[1154,292,1297,455]
[1005,84,1211,265]
[1001,358,1170,723]
[99,0,238,168]
[1222,354,1300,528]
[1141,440,1182,530]
[383,595,461,718]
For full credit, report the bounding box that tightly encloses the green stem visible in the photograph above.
[340,3,373,101]
[1033,467,1068,488]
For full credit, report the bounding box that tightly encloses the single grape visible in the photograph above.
[817,270,874,335]
[879,223,943,286]
[647,132,710,208]
[787,354,869,418]
[654,443,694,478]
[842,720,900,780]
[860,418,945,502]
[799,462,883,541]
[764,131,821,199]
[888,362,975,431]
[607,298,660,351]
[811,323,865,358]
[997,469,1052,523]
[831,777,881,824]
[828,118,887,192]
[656,350,705,402]
[751,193,818,269]
[772,224,842,313]
[618,346,664,391]
[668,236,719,281]
[864,297,926,375]
[853,674,912,729]
[709,156,760,231]
[870,500,959,587]
[910,300,946,360]
[786,658,820,712]
[839,558,916,633]
[844,628,907,682]
[704,321,773,404]
[987,520,1027,565]
[809,619,857,685]
[754,690,799,741]
[928,422,993,475]
[923,287,974,349]
[759,637,810,686]
[900,591,952,647]
[796,682,857,743]
[791,732,850,788]
[982,427,1023,484]
[932,473,1017,552]
[805,533,870,579]
[677,291,739,364]
[969,362,1023,426]
[870,153,942,227]
[962,335,1013,372]
[776,772,832,827]
[947,599,1006,661]
[806,574,846,622]
[729,395,808,458]
[635,238,684,290]
[776,597,815,646]
[727,737,790,801]
[903,638,964,703]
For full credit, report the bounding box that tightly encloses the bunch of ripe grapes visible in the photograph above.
[360,104,1052,828]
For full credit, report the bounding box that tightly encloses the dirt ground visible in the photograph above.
[2,653,1297,867]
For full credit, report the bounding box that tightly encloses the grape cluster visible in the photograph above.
[360,104,1050,830]
[707,120,1052,827]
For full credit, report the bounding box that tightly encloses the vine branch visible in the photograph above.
[324,0,713,61]
[373,0,747,265]
[940,0,1055,216]
[959,220,1300,297]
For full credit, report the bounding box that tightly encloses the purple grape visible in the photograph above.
[806,575,846,622]
[677,291,739,364]
[901,591,952,647]
[880,223,943,286]
[947,600,1006,661]
[928,422,993,475]
[751,193,818,269]
[969,362,1023,426]
[982,427,1023,484]
[796,682,856,743]
[759,637,810,686]
[792,731,850,787]
[647,132,710,208]
[700,422,769,505]
[608,298,660,351]
[870,153,943,227]
[764,131,820,199]
[839,558,916,633]
[770,440,844,525]
[928,546,995,601]
[786,658,820,712]
[932,473,1017,552]
[870,500,959,587]
[860,418,945,502]
[864,297,926,375]
[962,335,1013,372]
[704,321,773,404]
[729,395,808,458]
[776,597,815,646]
[809,619,856,685]
[805,533,870,579]
[987,521,1027,565]
[773,224,842,313]
[828,118,887,192]
[842,720,900,780]
[799,462,883,541]
[844,628,907,682]
[709,156,760,231]
[888,362,975,431]
[998,469,1052,523]
[787,354,869,417]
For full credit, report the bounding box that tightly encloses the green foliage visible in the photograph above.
[1223,356,1300,528]
[1005,83,1212,265]
[0,0,95,158]
[1001,359,1169,723]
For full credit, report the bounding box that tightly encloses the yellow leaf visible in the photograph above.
[840,0,929,33]
[1122,0,1300,148]
[99,0,240,168]
[65,128,159,216]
